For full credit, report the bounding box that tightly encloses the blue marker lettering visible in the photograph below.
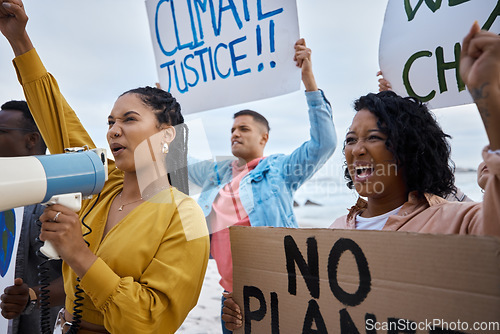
[184,54,200,87]
[174,61,189,93]
[213,0,243,36]
[187,0,204,49]
[242,0,250,21]
[159,60,176,92]
[193,0,208,40]
[229,36,250,76]
[207,46,216,80]
[269,20,275,53]
[170,0,195,52]
[156,0,200,56]
[256,24,262,55]
[155,0,177,56]
[194,47,209,82]
[214,43,231,79]
[209,0,218,37]
[257,0,283,20]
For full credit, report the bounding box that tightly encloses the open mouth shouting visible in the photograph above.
[110,143,126,157]
[353,163,374,182]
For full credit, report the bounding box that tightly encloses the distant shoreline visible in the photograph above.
[455,167,477,173]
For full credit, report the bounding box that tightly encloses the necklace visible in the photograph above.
[117,193,143,211]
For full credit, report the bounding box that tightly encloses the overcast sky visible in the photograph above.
[0,0,487,179]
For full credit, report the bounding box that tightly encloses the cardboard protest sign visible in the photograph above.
[231,226,500,333]
[379,0,500,110]
[145,0,300,114]
[0,207,24,332]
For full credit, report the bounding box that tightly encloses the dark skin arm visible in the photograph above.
[0,0,33,56]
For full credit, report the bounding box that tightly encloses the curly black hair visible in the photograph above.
[121,87,189,195]
[343,90,456,198]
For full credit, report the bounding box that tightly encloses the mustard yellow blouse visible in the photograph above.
[13,49,210,333]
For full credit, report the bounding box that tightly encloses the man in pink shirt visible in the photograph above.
[188,39,337,333]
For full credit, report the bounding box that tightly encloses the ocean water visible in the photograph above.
[293,171,483,229]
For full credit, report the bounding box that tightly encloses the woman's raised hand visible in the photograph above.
[0,0,33,56]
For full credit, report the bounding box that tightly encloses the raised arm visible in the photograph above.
[460,22,500,236]
[281,39,336,189]
[294,38,318,92]
[0,0,33,56]
[0,0,95,153]
[460,22,500,150]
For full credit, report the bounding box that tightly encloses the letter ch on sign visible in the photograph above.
[400,0,498,103]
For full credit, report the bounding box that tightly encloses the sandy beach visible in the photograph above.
[176,259,223,333]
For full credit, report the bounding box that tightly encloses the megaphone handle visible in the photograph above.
[39,240,60,260]
[40,193,82,260]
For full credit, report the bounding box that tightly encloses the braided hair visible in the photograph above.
[120,87,189,195]
[343,90,456,198]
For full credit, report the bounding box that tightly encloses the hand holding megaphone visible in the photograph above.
[0,148,108,260]
[39,193,83,260]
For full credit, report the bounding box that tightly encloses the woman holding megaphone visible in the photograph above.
[0,1,210,333]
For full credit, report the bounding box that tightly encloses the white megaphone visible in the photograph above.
[0,147,108,259]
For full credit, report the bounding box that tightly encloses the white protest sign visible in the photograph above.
[0,207,24,332]
[379,0,500,110]
[145,0,300,114]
